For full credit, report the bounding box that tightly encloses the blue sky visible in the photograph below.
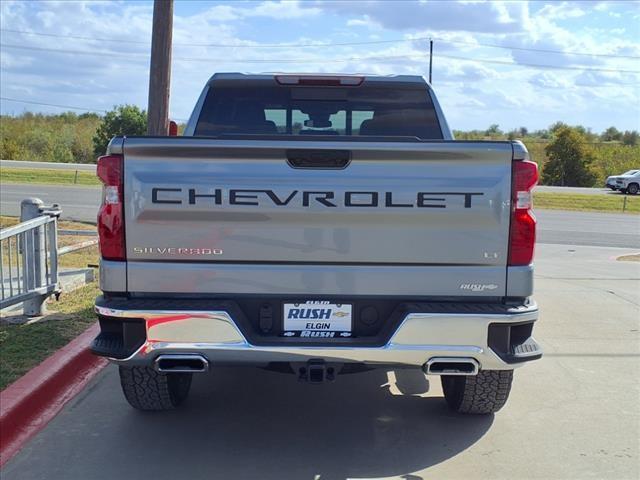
[1,0,639,132]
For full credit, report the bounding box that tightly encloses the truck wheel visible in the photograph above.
[119,366,192,411]
[441,370,513,414]
[627,183,639,195]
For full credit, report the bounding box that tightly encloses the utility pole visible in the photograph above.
[147,0,173,135]
[429,39,433,84]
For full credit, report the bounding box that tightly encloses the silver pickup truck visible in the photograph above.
[91,73,542,414]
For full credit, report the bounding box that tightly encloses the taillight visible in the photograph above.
[509,159,538,266]
[97,154,125,261]
[169,120,178,136]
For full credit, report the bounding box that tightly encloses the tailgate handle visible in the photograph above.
[286,149,351,169]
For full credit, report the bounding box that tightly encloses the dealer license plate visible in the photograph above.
[282,301,352,338]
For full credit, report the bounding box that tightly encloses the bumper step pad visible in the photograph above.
[511,336,542,360]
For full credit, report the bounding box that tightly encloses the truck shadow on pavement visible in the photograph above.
[5,366,493,480]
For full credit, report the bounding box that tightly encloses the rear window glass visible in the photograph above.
[194,83,443,139]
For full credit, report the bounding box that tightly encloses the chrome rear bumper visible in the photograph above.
[94,300,540,371]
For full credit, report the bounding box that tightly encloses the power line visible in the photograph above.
[0,97,189,121]
[0,97,107,112]
[0,28,151,45]
[436,52,640,74]
[2,27,639,60]
[434,37,640,60]
[1,43,148,60]
[2,43,639,74]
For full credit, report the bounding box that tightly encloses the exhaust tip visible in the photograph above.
[424,357,479,376]
[154,355,209,373]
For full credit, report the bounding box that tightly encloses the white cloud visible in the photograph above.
[249,0,321,19]
[310,0,527,33]
[537,2,587,20]
[0,0,638,132]
[346,16,377,29]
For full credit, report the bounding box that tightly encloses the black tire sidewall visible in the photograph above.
[119,366,193,411]
[168,372,193,406]
[441,375,466,410]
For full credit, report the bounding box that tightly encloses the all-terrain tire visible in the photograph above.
[441,370,513,414]
[119,366,192,411]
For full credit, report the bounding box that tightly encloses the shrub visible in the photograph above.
[92,105,147,157]
[542,127,597,187]
[0,112,101,163]
[622,131,639,146]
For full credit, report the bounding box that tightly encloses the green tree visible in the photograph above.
[602,126,622,142]
[532,128,550,139]
[542,127,597,187]
[507,127,528,140]
[622,130,639,146]
[485,124,503,137]
[549,121,568,134]
[92,105,147,157]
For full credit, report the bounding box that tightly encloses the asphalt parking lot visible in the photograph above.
[3,242,639,480]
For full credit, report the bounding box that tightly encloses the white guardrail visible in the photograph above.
[0,198,98,316]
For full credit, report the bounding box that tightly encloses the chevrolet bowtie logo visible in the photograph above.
[333,311,349,317]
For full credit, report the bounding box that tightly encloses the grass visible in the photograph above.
[1,215,101,389]
[534,192,639,214]
[0,282,100,390]
[0,167,100,186]
[0,216,95,231]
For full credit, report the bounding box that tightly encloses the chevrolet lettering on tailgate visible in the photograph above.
[151,188,484,209]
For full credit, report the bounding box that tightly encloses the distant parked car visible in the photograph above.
[606,170,639,191]
[614,170,640,195]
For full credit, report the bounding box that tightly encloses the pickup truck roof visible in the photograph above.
[205,72,428,84]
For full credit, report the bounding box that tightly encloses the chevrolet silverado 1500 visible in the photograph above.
[91,73,542,414]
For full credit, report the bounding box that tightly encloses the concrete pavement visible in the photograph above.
[2,243,638,480]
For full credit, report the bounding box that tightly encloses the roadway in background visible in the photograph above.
[0,184,101,223]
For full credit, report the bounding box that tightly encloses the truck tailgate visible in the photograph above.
[123,138,513,297]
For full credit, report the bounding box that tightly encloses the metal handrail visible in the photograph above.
[1,199,62,315]
[0,216,52,239]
